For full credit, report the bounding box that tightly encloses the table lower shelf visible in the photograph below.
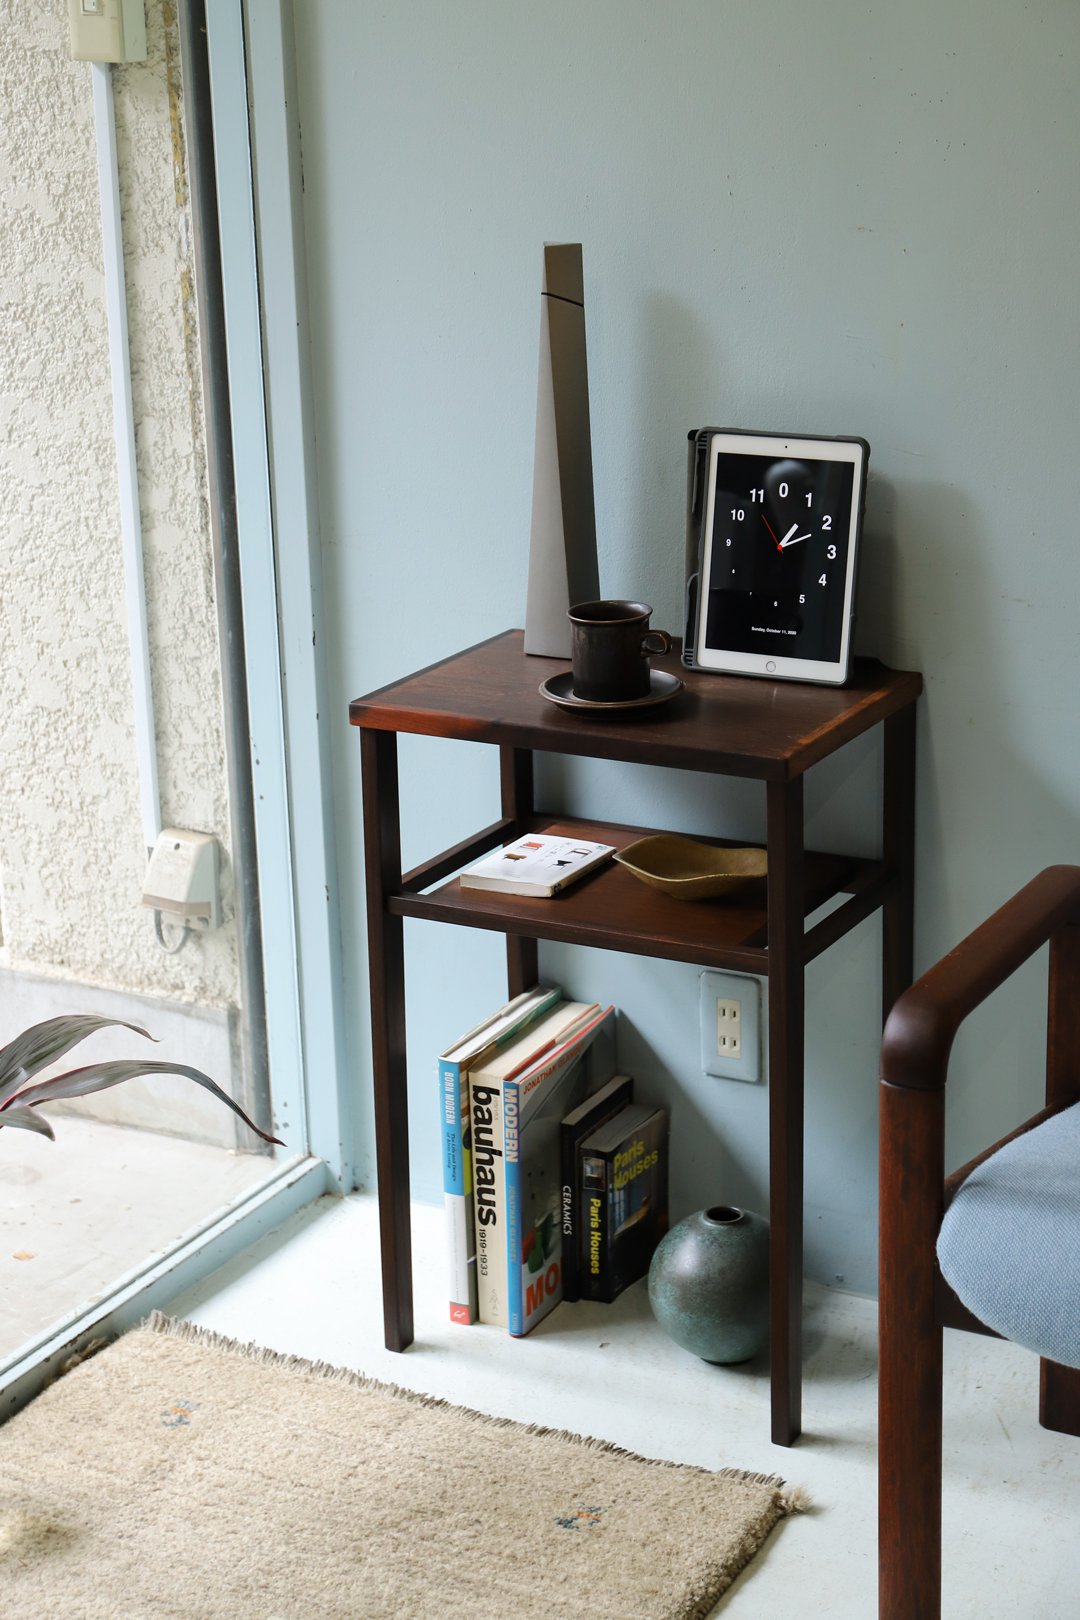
[389,814,894,972]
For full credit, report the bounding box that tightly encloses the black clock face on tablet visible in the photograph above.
[704,453,855,662]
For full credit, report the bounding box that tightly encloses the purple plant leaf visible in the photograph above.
[0,1105,55,1140]
[0,1016,155,1107]
[4,1061,283,1146]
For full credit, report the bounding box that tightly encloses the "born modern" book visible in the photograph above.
[504,1007,616,1335]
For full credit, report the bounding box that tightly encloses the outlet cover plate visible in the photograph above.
[700,970,762,1083]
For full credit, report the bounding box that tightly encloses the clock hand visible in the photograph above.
[779,522,800,546]
[761,515,783,552]
[780,532,812,548]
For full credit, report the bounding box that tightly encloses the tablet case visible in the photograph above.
[682,427,714,669]
[681,426,869,678]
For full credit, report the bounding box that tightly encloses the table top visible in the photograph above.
[349,630,922,780]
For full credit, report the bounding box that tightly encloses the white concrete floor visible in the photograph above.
[168,1192,1080,1619]
[0,1115,272,1363]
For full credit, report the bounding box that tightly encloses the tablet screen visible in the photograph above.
[702,451,856,664]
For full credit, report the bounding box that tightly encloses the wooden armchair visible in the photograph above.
[878,865,1080,1620]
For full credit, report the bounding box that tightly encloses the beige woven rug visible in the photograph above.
[0,1314,797,1620]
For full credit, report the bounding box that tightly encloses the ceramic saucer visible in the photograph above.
[538,669,684,712]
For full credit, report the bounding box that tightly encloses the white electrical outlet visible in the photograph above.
[716,998,742,1057]
[700,971,763,1082]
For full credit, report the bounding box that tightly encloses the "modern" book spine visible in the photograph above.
[503,1073,524,1335]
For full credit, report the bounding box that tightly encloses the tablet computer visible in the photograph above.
[683,428,869,685]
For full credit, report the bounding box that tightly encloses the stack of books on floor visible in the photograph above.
[440,986,669,1336]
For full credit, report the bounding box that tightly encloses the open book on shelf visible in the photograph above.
[460,833,615,898]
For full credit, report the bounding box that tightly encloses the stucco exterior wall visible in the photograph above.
[0,0,239,1013]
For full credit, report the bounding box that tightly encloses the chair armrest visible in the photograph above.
[881,865,1080,1093]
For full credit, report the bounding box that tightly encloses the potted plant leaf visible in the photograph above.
[0,1015,281,1145]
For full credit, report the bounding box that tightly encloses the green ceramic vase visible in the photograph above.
[647,1205,770,1364]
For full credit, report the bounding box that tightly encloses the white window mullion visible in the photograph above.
[204,0,308,1158]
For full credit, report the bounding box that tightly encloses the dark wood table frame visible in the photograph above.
[351,630,922,1447]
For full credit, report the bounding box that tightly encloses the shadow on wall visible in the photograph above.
[890,479,1075,917]
[859,470,1076,889]
[855,469,899,659]
[598,293,721,626]
[616,1013,769,1226]
[860,474,1080,1164]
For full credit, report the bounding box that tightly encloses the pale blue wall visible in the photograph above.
[292,1,1080,1293]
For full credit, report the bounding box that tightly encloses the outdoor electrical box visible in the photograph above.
[142,829,223,931]
[68,0,146,63]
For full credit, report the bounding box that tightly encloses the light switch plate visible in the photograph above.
[699,970,763,1082]
[69,0,146,62]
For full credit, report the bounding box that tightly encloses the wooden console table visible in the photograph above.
[350,629,922,1446]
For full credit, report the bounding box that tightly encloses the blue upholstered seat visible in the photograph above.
[937,1100,1080,1370]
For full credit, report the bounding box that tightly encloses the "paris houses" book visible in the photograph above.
[580,1104,669,1304]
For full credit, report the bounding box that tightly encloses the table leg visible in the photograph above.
[500,745,538,996]
[767,775,805,1447]
[360,727,413,1352]
[882,705,917,1025]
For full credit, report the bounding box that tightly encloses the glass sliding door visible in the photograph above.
[0,0,292,1371]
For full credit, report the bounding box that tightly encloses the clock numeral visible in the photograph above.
[799,594,806,604]
[726,538,732,547]
[778,482,789,498]
[805,492,812,507]
[827,544,837,559]
[750,488,765,502]
[731,508,744,521]
[819,574,827,586]
[822,514,832,531]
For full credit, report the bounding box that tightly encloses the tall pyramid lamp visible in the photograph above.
[524,243,600,658]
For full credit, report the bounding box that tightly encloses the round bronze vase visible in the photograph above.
[647,1205,770,1364]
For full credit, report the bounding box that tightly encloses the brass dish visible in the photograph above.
[613,836,767,901]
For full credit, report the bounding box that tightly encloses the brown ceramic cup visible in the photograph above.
[567,600,673,703]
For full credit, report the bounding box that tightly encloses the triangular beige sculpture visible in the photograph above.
[524,244,600,658]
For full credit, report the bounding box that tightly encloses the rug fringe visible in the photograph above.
[141,1312,790,1494]
[780,1482,812,1515]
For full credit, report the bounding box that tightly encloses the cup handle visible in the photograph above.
[641,630,672,657]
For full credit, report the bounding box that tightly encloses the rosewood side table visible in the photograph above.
[350,630,922,1446]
